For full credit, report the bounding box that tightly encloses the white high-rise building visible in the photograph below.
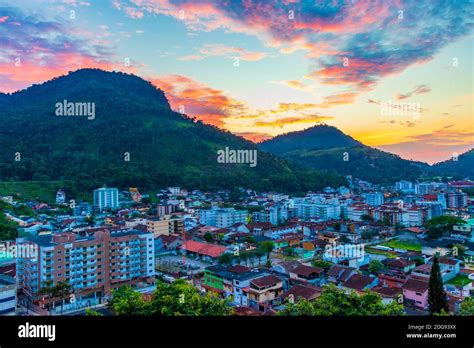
[93,187,119,211]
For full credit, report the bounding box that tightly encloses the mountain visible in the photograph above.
[260,125,429,184]
[0,69,345,195]
[260,124,362,154]
[431,149,474,178]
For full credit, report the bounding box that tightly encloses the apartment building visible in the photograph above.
[198,207,248,228]
[147,215,184,237]
[93,187,119,211]
[16,229,155,313]
[0,275,16,315]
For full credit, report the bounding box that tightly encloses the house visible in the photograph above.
[373,286,402,305]
[398,227,425,241]
[156,235,183,251]
[202,265,267,306]
[289,264,324,286]
[385,258,416,274]
[421,238,458,256]
[244,274,284,311]
[342,273,378,292]
[378,270,408,288]
[180,240,228,261]
[402,276,429,309]
[272,260,303,275]
[280,284,323,303]
[327,265,356,285]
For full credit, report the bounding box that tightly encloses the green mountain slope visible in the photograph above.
[260,125,429,184]
[430,149,474,178]
[0,69,345,194]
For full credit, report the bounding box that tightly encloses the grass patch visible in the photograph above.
[365,247,398,258]
[447,274,471,287]
[381,239,421,252]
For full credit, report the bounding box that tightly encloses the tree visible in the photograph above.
[110,286,150,315]
[339,235,350,244]
[39,280,56,312]
[361,230,375,242]
[459,297,474,316]
[312,259,333,271]
[428,256,449,315]
[426,216,465,239]
[258,241,274,259]
[218,253,233,266]
[54,281,73,315]
[361,214,373,222]
[85,308,104,316]
[203,232,213,243]
[279,285,404,316]
[368,260,383,274]
[111,281,234,316]
[283,247,296,257]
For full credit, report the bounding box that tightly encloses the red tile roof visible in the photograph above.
[251,274,282,288]
[343,274,375,290]
[180,240,227,258]
[402,277,429,292]
[292,264,324,277]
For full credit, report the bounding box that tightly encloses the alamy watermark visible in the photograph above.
[324,242,365,262]
[0,241,38,260]
[217,147,257,167]
[380,100,420,119]
[55,100,95,120]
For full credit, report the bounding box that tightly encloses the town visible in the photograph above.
[1,177,473,316]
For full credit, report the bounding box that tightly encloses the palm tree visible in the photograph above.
[54,281,73,315]
[39,280,55,313]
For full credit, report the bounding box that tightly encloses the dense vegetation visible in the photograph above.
[0,69,344,194]
[110,280,234,316]
[0,200,34,240]
[260,125,429,184]
[280,284,404,316]
[260,124,472,183]
[430,149,474,178]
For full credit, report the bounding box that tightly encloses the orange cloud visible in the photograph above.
[150,74,247,127]
[254,114,333,128]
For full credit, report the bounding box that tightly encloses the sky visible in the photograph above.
[0,0,473,164]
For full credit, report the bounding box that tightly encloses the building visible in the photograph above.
[402,276,429,309]
[16,229,155,314]
[347,203,373,222]
[198,207,248,228]
[289,265,324,286]
[292,198,342,221]
[415,183,435,195]
[0,274,16,315]
[244,274,284,311]
[202,265,268,306]
[446,191,468,209]
[56,190,66,204]
[180,240,227,261]
[362,192,384,206]
[167,187,181,196]
[146,218,169,237]
[157,204,177,217]
[395,180,414,193]
[93,187,119,211]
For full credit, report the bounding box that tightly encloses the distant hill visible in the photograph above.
[430,149,474,178]
[260,124,362,154]
[260,125,429,184]
[0,69,345,195]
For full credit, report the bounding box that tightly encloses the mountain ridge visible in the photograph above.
[0,69,345,195]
